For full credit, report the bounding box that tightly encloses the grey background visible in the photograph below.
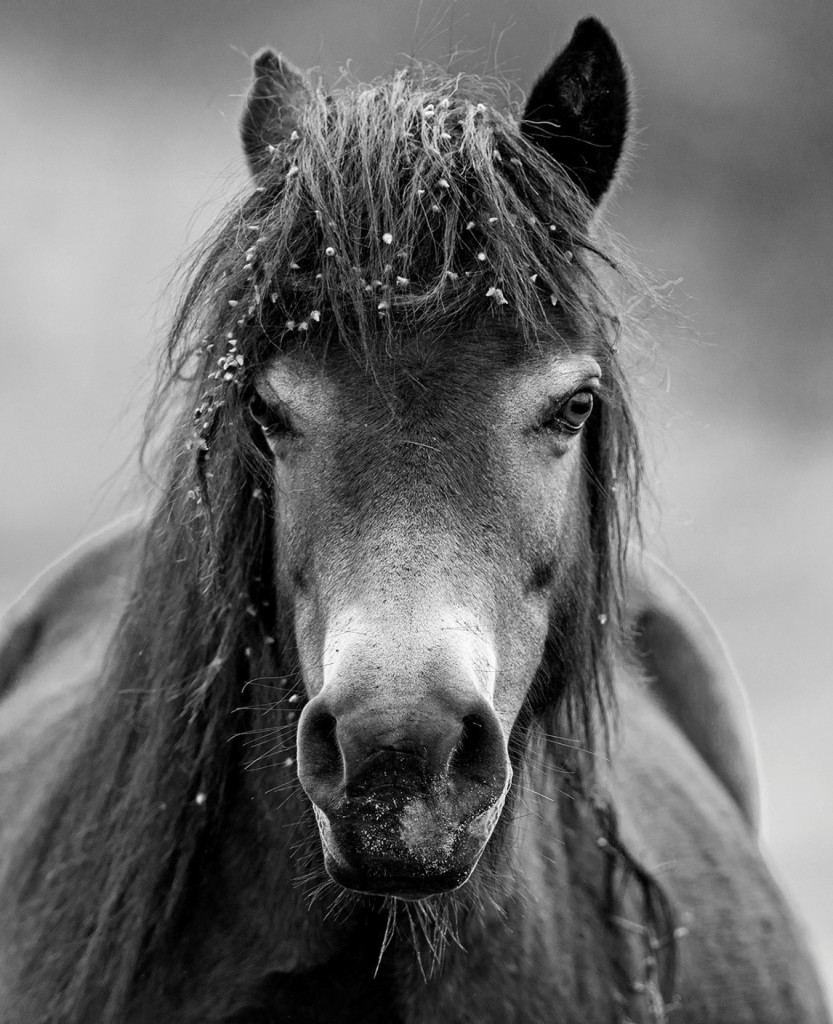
[3,0,831,996]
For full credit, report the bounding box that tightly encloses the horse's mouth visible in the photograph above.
[325,859,474,900]
[311,788,507,899]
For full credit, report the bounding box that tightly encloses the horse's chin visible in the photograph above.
[323,855,474,900]
[311,791,506,900]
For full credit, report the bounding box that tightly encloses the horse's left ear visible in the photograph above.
[240,48,310,176]
[521,18,630,209]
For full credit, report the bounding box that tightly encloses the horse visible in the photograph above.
[0,17,829,1024]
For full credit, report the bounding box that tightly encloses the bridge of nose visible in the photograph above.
[320,605,498,704]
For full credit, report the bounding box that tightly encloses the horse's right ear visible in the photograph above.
[240,49,309,176]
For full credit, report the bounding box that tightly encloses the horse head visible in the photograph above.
[225,18,637,899]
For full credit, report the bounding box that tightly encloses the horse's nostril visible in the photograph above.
[298,707,342,792]
[450,713,489,777]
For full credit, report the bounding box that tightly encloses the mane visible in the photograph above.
[7,68,652,1021]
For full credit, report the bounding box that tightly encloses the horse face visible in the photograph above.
[241,15,630,899]
[253,331,600,897]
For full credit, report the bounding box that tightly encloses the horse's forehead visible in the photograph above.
[260,331,599,417]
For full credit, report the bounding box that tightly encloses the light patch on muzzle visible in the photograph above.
[321,606,498,701]
[396,766,513,866]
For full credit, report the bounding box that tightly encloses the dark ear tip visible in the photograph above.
[250,48,305,91]
[572,16,615,42]
[252,47,282,75]
[570,17,626,69]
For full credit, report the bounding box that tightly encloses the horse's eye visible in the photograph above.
[545,390,595,433]
[249,392,293,437]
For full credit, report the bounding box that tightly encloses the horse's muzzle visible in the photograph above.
[310,770,510,897]
[297,693,511,898]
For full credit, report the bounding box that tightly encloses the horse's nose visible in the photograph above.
[296,688,508,816]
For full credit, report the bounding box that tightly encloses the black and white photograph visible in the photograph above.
[2,1,831,1020]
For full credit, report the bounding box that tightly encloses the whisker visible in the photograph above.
[374,901,398,977]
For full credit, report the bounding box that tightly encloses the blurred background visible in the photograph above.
[2,0,831,997]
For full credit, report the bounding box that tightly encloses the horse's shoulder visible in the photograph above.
[624,553,761,832]
[0,515,144,850]
[0,513,144,704]
[610,679,830,1024]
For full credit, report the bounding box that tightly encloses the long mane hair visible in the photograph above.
[7,69,657,1022]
